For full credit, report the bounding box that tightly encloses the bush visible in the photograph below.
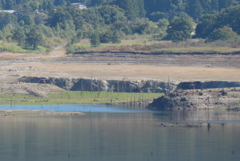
[205,26,238,43]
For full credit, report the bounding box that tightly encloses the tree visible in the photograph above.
[98,5,127,25]
[187,0,203,22]
[215,6,240,35]
[218,0,236,10]
[12,27,26,45]
[205,26,238,42]
[115,0,146,19]
[156,18,169,39]
[0,12,18,30]
[165,17,194,42]
[111,21,132,35]
[54,0,67,6]
[25,28,43,50]
[194,14,216,38]
[131,18,159,34]
[100,30,113,43]
[200,0,212,14]
[157,18,169,30]
[111,31,121,43]
[90,31,100,47]
[47,7,75,30]
[211,0,219,12]
[77,7,105,28]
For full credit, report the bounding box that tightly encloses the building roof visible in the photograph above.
[0,10,15,13]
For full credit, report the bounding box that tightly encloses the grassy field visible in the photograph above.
[0,91,163,105]
[68,35,240,54]
[67,35,160,53]
[0,41,50,53]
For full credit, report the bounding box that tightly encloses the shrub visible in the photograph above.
[205,26,238,43]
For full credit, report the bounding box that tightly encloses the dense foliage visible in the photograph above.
[0,0,239,51]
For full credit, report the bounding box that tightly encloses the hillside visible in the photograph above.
[0,0,239,53]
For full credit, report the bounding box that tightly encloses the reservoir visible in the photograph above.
[0,104,240,161]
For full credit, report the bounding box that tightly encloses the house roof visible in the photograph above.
[0,10,15,13]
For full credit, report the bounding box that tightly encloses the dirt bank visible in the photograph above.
[147,88,240,110]
[1,50,240,96]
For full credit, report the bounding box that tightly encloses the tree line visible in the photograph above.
[0,0,239,50]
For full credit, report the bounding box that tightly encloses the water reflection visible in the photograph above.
[0,104,149,113]
[0,105,240,161]
[153,110,240,123]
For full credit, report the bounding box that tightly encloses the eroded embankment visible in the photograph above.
[19,76,240,93]
[19,76,176,93]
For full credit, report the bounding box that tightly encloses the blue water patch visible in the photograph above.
[0,104,150,113]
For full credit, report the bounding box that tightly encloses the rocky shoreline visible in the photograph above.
[0,76,239,111]
[19,76,240,93]
[147,88,240,111]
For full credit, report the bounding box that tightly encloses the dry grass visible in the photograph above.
[3,62,240,82]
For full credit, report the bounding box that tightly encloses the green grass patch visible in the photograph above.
[0,91,163,105]
[0,41,50,53]
[68,35,160,53]
[70,36,240,54]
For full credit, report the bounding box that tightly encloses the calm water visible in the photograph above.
[0,104,240,161]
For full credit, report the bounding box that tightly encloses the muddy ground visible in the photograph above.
[0,49,240,95]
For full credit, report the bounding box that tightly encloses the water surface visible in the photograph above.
[0,104,240,161]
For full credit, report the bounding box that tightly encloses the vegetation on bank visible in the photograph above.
[70,37,240,54]
[0,91,163,105]
[0,41,50,53]
[0,0,240,54]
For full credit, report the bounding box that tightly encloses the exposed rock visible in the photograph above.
[147,88,240,110]
[177,81,240,90]
[19,76,177,93]
[19,76,240,93]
